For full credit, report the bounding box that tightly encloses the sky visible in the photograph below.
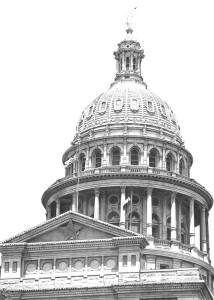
[0,0,214,261]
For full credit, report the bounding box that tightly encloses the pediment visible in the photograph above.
[2,211,139,244]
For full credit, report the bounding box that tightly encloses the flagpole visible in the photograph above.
[130,188,133,231]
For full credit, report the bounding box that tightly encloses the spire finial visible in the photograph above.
[125,7,137,33]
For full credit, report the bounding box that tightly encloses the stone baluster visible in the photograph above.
[171,192,177,240]
[72,192,77,212]
[56,199,60,217]
[146,187,153,236]
[120,186,126,228]
[94,188,100,220]
[189,198,195,246]
[201,205,207,253]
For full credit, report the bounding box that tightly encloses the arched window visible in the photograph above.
[133,57,136,71]
[126,57,130,71]
[131,149,139,165]
[179,159,184,174]
[166,154,172,171]
[108,211,119,226]
[128,212,140,233]
[95,152,101,168]
[80,155,86,172]
[149,150,157,167]
[152,213,160,238]
[112,149,120,165]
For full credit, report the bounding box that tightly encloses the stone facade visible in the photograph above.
[0,26,214,300]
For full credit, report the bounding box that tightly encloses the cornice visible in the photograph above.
[42,172,213,209]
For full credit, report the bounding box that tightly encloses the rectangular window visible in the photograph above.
[4,262,9,272]
[160,264,169,269]
[131,255,136,267]
[13,262,17,272]
[122,255,127,267]
[132,99,137,110]
[116,99,121,109]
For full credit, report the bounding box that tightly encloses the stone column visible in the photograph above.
[103,139,107,166]
[171,192,177,240]
[146,187,153,236]
[72,192,77,212]
[46,206,51,220]
[142,193,147,236]
[94,188,100,220]
[122,53,125,71]
[176,151,180,173]
[120,186,126,228]
[116,59,119,73]
[143,142,148,165]
[189,198,195,246]
[162,145,166,169]
[56,199,60,216]
[123,138,127,165]
[206,211,210,260]
[130,52,133,71]
[85,145,89,170]
[178,200,182,242]
[162,195,167,240]
[100,192,106,221]
[201,205,207,253]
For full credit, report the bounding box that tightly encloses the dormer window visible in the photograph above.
[126,57,130,71]
[147,100,154,112]
[130,98,139,111]
[161,104,167,116]
[99,101,107,114]
[114,98,122,111]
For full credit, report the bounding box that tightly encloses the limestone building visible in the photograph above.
[0,26,214,300]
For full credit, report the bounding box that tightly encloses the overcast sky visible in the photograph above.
[0,0,214,261]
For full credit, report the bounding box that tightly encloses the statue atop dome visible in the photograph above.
[125,7,137,31]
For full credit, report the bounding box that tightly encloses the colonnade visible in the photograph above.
[47,186,208,255]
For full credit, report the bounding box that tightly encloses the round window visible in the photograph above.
[106,258,116,269]
[26,263,36,273]
[132,195,139,205]
[74,260,84,270]
[89,198,94,207]
[58,261,68,271]
[90,259,100,270]
[182,207,186,216]
[152,197,159,207]
[42,262,52,272]
[109,195,119,205]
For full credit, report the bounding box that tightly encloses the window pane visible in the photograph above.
[112,150,120,165]
[166,155,171,171]
[131,255,136,267]
[161,104,166,115]
[95,152,101,168]
[81,157,86,171]
[126,57,130,70]
[101,102,106,112]
[116,99,121,109]
[132,99,137,109]
[5,262,9,272]
[133,57,136,71]
[13,262,17,272]
[131,149,138,165]
[123,256,127,267]
[149,151,156,167]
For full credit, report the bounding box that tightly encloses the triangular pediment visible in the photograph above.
[1,211,140,244]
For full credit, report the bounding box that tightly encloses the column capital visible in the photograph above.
[190,197,195,203]
[147,187,153,196]
[171,192,176,199]
[55,198,60,204]
[120,186,126,193]
[201,205,206,212]
[94,188,99,196]
[72,191,77,197]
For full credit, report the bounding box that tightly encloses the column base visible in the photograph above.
[120,222,125,229]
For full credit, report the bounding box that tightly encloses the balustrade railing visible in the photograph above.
[179,243,191,252]
[154,238,170,247]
